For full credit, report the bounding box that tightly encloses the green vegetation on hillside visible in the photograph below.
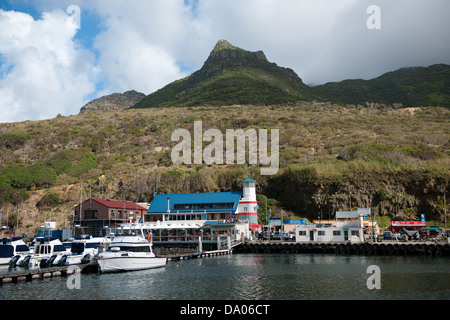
[311,64,450,108]
[0,105,448,225]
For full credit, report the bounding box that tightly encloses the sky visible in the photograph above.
[0,0,449,123]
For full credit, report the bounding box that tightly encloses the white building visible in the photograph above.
[295,209,367,243]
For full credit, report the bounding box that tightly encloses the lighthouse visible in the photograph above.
[238,178,260,230]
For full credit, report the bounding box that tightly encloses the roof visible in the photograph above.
[242,178,256,182]
[336,211,361,219]
[75,198,147,211]
[147,191,242,214]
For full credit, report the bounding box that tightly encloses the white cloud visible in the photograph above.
[1,0,450,122]
[91,0,192,95]
[0,8,96,123]
[194,0,450,84]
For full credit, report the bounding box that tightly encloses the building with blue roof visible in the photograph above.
[144,178,260,230]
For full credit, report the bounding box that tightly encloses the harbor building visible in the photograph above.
[141,178,260,250]
[73,198,147,236]
[144,178,260,230]
[294,209,370,243]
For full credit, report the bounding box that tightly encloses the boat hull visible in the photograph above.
[96,253,167,273]
[0,257,12,265]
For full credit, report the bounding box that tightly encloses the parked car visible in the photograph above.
[393,233,402,240]
[271,232,281,240]
[258,231,271,240]
[383,231,392,240]
[288,232,296,241]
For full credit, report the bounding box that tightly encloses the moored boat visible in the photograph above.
[51,235,110,266]
[95,223,166,273]
[0,237,31,266]
[25,237,70,268]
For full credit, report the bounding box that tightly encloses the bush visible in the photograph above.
[46,151,72,175]
[36,192,63,208]
[0,133,28,149]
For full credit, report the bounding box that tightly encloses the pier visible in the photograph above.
[235,241,450,256]
[0,249,232,285]
[0,263,98,285]
[158,249,232,261]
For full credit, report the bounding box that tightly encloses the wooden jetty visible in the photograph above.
[158,249,232,261]
[235,241,450,256]
[0,263,98,285]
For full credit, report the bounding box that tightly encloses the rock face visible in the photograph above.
[80,90,146,113]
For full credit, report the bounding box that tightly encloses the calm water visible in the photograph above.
[1,254,449,300]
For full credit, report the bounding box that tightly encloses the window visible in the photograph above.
[111,210,115,217]
[318,230,326,236]
[298,231,307,236]
[351,230,359,236]
[84,210,98,219]
[172,202,235,210]
[333,230,341,236]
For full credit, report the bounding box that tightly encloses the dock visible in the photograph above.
[158,249,232,261]
[0,250,232,285]
[236,241,450,256]
[0,263,98,285]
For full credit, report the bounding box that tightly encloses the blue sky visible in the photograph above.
[1,0,449,123]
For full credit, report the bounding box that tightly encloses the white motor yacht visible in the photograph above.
[0,237,31,265]
[95,224,166,273]
[25,237,70,268]
[52,235,110,266]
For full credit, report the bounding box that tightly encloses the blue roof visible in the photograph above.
[147,191,242,214]
[242,178,256,182]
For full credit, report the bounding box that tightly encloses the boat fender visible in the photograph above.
[148,235,152,243]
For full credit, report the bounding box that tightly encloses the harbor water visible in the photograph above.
[1,253,449,300]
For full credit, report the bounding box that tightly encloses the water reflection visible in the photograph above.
[1,254,449,300]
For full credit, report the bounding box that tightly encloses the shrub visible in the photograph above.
[0,133,28,149]
[36,192,63,208]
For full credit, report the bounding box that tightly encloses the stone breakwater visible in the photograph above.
[236,241,450,256]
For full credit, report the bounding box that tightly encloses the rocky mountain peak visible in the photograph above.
[133,39,315,109]
[208,39,268,62]
[80,90,146,114]
[210,39,239,55]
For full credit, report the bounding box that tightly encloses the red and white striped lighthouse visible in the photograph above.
[238,178,260,230]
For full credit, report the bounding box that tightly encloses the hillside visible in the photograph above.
[133,40,318,108]
[0,105,449,236]
[311,64,450,108]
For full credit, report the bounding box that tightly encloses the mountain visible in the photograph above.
[311,64,450,108]
[131,41,449,109]
[80,90,145,113]
[133,40,318,108]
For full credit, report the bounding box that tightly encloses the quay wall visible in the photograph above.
[235,241,450,256]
